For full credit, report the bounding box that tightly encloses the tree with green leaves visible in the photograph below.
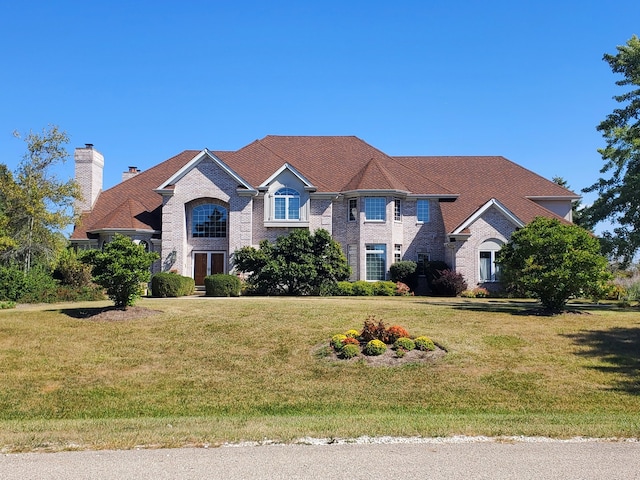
[0,165,16,254]
[233,228,350,295]
[1,126,81,272]
[582,35,640,266]
[496,217,611,313]
[83,234,159,309]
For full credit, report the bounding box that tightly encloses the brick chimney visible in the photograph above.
[122,166,140,182]
[74,144,104,212]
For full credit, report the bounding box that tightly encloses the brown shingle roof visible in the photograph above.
[71,137,577,240]
[393,156,578,232]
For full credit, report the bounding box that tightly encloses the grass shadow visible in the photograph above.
[56,306,121,319]
[417,298,622,316]
[563,327,640,395]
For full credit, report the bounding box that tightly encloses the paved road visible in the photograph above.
[2,440,640,479]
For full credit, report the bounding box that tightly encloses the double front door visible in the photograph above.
[194,252,225,286]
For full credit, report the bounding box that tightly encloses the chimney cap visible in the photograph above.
[85,143,94,149]
[128,166,139,173]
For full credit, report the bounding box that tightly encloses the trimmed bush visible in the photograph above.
[394,337,416,351]
[204,274,241,297]
[340,344,360,359]
[373,281,397,296]
[363,339,387,356]
[151,272,195,297]
[352,281,374,296]
[415,336,436,351]
[389,260,418,290]
[335,281,354,296]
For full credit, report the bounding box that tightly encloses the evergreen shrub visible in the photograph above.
[204,274,241,297]
[152,272,195,297]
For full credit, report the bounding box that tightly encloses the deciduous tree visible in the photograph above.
[496,217,610,313]
[2,126,81,271]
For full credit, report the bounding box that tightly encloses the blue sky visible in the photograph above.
[1,0,639,217]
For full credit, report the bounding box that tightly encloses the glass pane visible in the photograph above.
[365,198,385,221]
[288,197,300,219]
[417,200,430,222]
[274,197,286,219]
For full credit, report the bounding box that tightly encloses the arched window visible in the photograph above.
[479,239,503,282]
[192,204,227,238]
[274,188,300,220]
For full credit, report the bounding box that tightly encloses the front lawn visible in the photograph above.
[0,296,638,451]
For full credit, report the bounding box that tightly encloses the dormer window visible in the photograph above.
[274,187,300,220]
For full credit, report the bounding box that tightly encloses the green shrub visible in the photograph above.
[335,281,354,296]
[389,260,418,290]
[0,265,27,302]
[204,274,241,297]
[55,249,93,288]
[415,336,436,351]
[352,281,374,296]
[15,266,60,303]
[373,281,397,296]
[0,301,16,309]
[340,344,360,359]
[151,272,195,297]
[394,337,415,351]
[363,339,387,356]
[331,334,347,351]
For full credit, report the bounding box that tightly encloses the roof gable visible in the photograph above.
[258,162,317,191]
[452,198,525,234]
[156,149,255,193]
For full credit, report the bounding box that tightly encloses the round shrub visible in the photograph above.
[340,344,360,359]
[345,329,359,338]
[205,274,241,297]
[389,260,418,290]
[394,337,415,351]
[386,325,410,342]
[414,336,436,351]
[151,272,195,297]
[363,339,387,356]
[331,334,347,350]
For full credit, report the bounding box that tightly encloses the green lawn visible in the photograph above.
[0,296,639,451]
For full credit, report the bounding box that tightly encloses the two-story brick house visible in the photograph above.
[70,135,579,289]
